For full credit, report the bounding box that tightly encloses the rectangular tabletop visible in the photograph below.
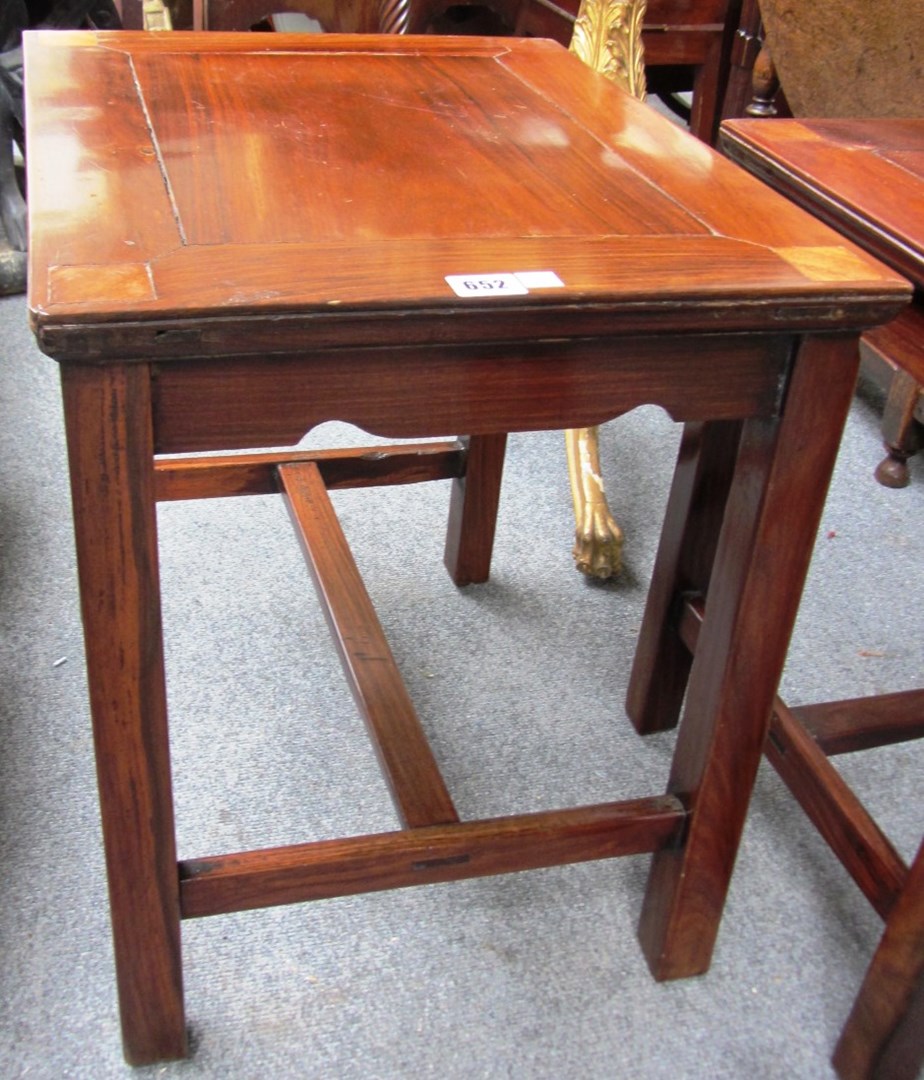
[25,31,907,362]
[720,118,924,290]
[21,31,915,1066]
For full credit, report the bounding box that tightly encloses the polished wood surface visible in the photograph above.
[720,119,924,286]
[58,360,187,1064]
[833,838,924,1080]
[563,0,645,579]
[722,117,924,487]
[766,694,911,922]
[632,332,866,978]
[25,30,909,1065]
[790,690,924,757]
[679,590,924,1077]
[282,458,461,828]
[28,33,905,354]
[180,796,686,916]
[123,0,741,143]
[681,599,922,919]
[719,120,923,1077]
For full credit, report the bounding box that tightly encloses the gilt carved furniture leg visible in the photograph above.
[637,334,860,980]
[566,425,624,578]
[563,0,647,578]
[60,363,187,1066]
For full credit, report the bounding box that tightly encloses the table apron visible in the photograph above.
[147,332,796,454]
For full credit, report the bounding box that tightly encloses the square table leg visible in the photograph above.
[443,433,508,587]
[832,838,924,1080]
[57,331,862,1054]
[636,333,861,980]
[626,418,742,735]
[61,362,187,1066]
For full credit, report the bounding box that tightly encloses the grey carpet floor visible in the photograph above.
[1,290,921,1078]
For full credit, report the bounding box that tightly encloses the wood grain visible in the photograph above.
[721,120,924,288]
[60,363,186,1065]
[153,441,466,501]
[24,32,914,1064]
[833,839,924,1080]
[791,691,924,758]
[637,334,862,980]
[279,461,459,828]
[179,796,687,918]
[147,335,791,453]
[27,32,909,351]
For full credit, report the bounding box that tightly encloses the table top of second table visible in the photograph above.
[721,118,924,288]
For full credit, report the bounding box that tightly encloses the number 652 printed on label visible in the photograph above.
[445,273,529,297]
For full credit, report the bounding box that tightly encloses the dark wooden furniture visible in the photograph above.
[834,834,924,1080]
[715,0,784,121]
[721,116,924,1078]
[688,604,924,1079]
[25,29,907,1065]
[725,7,924,483]
[720,117,924,1080]
[119,0,742,145]
[768,696,924,1080]
[721,119,924,485]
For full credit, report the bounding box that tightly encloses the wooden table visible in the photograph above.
[721,118,924,487]
[25,31,908,1065]
[720,116,924,1080]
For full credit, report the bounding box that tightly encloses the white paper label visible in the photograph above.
[514,270,565,289]
[445,273,529,297]
[445,270,565,297]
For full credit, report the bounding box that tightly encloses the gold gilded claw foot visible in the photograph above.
[563,0,643,580]
[566,426,624,579]
[573,499,624,579]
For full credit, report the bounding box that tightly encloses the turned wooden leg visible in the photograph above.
[565,425,624,579]
[875,369,921,488]
[444,433,507,587]
[61,363,187,1065]
[746,40,780,117]
[638,335,860,980]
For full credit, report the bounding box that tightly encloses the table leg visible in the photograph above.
[61,363,187,1065]
[626,419,742,734]
[876,368,922,489]
[443,433,507,586]
[832,838,924,1080]
[638,334,861,980]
